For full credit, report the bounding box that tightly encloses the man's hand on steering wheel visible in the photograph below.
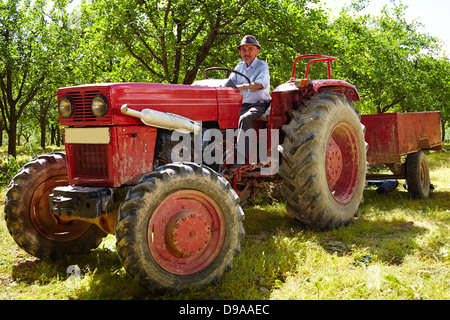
[203,67,263,91]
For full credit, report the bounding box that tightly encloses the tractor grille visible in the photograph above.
[71,144,109,179]
[65,90,111,122]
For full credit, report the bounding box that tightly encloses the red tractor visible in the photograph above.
[4,55,367,293]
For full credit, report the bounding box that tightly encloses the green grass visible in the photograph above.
[0,145,449,300]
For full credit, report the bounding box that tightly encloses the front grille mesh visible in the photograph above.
[71,144,109,179]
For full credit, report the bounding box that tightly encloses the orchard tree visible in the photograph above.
[0,0,72,157]
[84,0,251,84]
[77,0,450,138]
[64,4,148,84]
[322,1,448,138]
[84,0,326,85]
[327,4,438,115]
[30,89,57,149]
[242,0,330,87]
[411,54,450,141]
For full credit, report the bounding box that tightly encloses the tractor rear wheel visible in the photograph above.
[4,153,107,259]
[116,162,244,293]
[405,150,430,199]
[279,92,367,231]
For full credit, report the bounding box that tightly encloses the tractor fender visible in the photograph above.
[314,79,360,102]
[269,79,360,129]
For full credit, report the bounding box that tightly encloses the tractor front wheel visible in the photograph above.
[279,92,367,231]
[4,153,107,259]
[116,162,244,293]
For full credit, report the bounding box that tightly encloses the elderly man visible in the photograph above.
[230,35,271,163]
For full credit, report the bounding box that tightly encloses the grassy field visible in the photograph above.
[0,145,448,300]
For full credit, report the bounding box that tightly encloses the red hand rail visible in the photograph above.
[291,54,338,80]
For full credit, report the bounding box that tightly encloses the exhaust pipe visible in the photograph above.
[121,104,201,134]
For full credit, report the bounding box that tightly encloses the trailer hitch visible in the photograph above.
[50,186,114,219]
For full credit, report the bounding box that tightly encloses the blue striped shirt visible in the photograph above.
[230,57,271,104]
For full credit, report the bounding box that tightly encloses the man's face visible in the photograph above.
[239,44,260,65]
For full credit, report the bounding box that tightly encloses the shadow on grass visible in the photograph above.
[341,215,427,265]
[343,189,441,264]
[9,246,153,299]
[7,188,443,299]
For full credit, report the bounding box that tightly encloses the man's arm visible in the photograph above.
[236,83,263,90]
[238,60,269,91]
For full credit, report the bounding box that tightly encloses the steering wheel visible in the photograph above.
[203,67,252,85]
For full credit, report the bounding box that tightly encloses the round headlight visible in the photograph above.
[58,97,74,118]
[91,95,108,118]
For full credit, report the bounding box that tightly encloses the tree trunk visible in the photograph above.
[8,121,17,158]
[50,124,56,145]
[40,113,46,149]
[441,119,446,143]
[56,125,61,147]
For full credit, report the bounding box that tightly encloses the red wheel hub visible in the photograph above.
[148,190,224,275]
[326,122,360,204]
[30,174,91,241]
[326,137,343,188]
[171,212,212,257]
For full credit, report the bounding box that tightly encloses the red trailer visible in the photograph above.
[361,111,442,198]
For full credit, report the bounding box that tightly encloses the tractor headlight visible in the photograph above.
[58,97,74,118]
[91,95,108,118]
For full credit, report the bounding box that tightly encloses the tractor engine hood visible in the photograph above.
[57,82,243,129]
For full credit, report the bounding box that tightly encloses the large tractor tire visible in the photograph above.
[405,150,430,199]
[116,162,244,293]
[4,153,107,259]
[279,92,367,231]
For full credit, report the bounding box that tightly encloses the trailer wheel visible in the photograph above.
[4,153,107,259]
[405,150,430,199]
[279,92,367,231]
[116,162,244,293]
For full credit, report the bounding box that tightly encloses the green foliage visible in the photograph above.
[83,0,257,84]
[76,0,450,136]
[327,2,448,116]
[0,0,73,156]
[1,0,450,151]
[0,143,40,184]
[0,154,22,184]
[0,144,62,185]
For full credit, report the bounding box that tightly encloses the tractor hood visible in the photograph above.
[57,82,243,129]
